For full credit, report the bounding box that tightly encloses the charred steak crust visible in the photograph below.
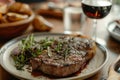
[30,35,96,77]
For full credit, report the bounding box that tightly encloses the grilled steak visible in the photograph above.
[30,35,96,77]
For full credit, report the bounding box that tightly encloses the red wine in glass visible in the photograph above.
[82,0,112,19]
[81,0,112,41]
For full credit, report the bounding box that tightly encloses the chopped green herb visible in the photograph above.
[11,34,42,70]
[12,35,81,70]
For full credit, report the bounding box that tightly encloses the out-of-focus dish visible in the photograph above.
[0,2,35,40]
[37,1,81,19]
[0,33,108,80]
[107,20,120,41]
[37,8,63,19]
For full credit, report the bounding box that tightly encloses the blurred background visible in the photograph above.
[0,0,120,80]
[15,0,120,4]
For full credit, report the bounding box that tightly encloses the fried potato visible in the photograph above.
[6,12,28,22]
[0,15,8,23]
[0,3,8,14]
[0,2,32,24]
[8,2,32,15]
[19,3,32,15]
[32,15,53,32]
[0,13,2,19]
[8,2,22,13]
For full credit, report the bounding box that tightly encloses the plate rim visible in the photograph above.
[0,32,109,80]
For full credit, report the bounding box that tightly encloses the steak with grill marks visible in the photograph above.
[30,35,96,77]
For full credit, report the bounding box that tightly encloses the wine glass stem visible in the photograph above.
[92,19,97,41]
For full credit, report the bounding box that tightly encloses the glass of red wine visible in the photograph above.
[81,0,112,41]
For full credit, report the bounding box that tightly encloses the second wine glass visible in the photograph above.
[81,0,112,41]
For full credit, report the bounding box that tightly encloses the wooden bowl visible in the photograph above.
[107,55,120,80]
[0,12,35,40]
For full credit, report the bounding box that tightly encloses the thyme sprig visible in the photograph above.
[11,35,73,70]
[11,34,41,70]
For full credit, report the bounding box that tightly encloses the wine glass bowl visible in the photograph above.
[81,0,112,40]
[82,0,112,19]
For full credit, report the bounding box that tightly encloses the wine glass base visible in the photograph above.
[64,31,83,35]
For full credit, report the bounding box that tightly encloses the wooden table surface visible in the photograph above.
[0,2,120,80]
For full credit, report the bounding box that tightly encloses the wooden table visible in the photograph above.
[0,2,120,80]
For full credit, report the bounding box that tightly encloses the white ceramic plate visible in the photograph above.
[0,33,108,80]
[107,20,120,41]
